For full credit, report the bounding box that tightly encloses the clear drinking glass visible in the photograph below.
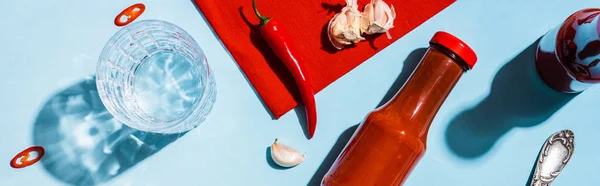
[96,20,216,134]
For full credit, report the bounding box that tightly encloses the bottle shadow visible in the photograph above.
[32,76,185,186]
[307,48,427,185]
[376,48,427,107]
[307,124,358,186]
[444,38,578,158]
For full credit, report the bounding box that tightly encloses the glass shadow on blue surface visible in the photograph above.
[307,48,427,185]
[445,38,578,158]
[32,76,185,185]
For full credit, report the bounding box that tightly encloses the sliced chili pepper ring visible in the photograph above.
[114,3,146,27]
[10,146,45,169]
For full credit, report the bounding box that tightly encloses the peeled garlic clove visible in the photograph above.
[361,0,396,39]
[327,0,365,49]
[270,139,305,167]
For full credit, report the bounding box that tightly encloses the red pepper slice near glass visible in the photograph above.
[252,0,318,139]
[114,3,146,27]
[10,146,45,169]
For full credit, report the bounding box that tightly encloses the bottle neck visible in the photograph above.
[378,46,467,138]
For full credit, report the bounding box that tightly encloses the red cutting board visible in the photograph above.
[193,0,455,118]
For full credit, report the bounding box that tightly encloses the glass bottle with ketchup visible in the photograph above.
[536,8,600,93]
[321,31,477,186]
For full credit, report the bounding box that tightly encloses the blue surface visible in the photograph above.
[2,0,600,185]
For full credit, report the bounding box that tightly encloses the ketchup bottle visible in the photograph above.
[321,31,477,186]
[536,8,600,93]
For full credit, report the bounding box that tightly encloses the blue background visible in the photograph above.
[1,0,600,185]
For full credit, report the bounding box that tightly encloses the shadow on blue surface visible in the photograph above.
[445,38,578,158]
[307,48,427,185]
[377,48,428,107]
[307,125,358,186]
[294,106,311,139]
[32,76,185,186]
[525,144,545,186]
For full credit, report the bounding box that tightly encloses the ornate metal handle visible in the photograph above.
[530,130,575,186]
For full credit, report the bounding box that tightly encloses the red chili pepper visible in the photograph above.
[252,0,318,139]
[114,3,146,27]
[10,146,45,169]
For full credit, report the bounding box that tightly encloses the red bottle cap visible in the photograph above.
[429,31,478,69]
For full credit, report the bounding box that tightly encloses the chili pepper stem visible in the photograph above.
[251,0,272,27]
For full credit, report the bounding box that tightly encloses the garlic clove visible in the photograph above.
[328,12,351,49]
[327,0,365,49]
[270,139,305,167]
[361,0,396,39]
[361,2,374,31]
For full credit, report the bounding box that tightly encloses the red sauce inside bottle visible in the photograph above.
[535,8,600,93]
[322,32,475,186]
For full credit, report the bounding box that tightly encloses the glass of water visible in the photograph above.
[96,20,216,134]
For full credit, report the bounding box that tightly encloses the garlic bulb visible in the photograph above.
[270,139,305,167]
[327,0,365,49]
[361,0,396,39]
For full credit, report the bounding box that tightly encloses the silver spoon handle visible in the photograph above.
[530,130,575,186]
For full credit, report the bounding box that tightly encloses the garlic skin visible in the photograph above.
[361,0,396,39]
[327,0,365,49]
[270,139,305,167]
